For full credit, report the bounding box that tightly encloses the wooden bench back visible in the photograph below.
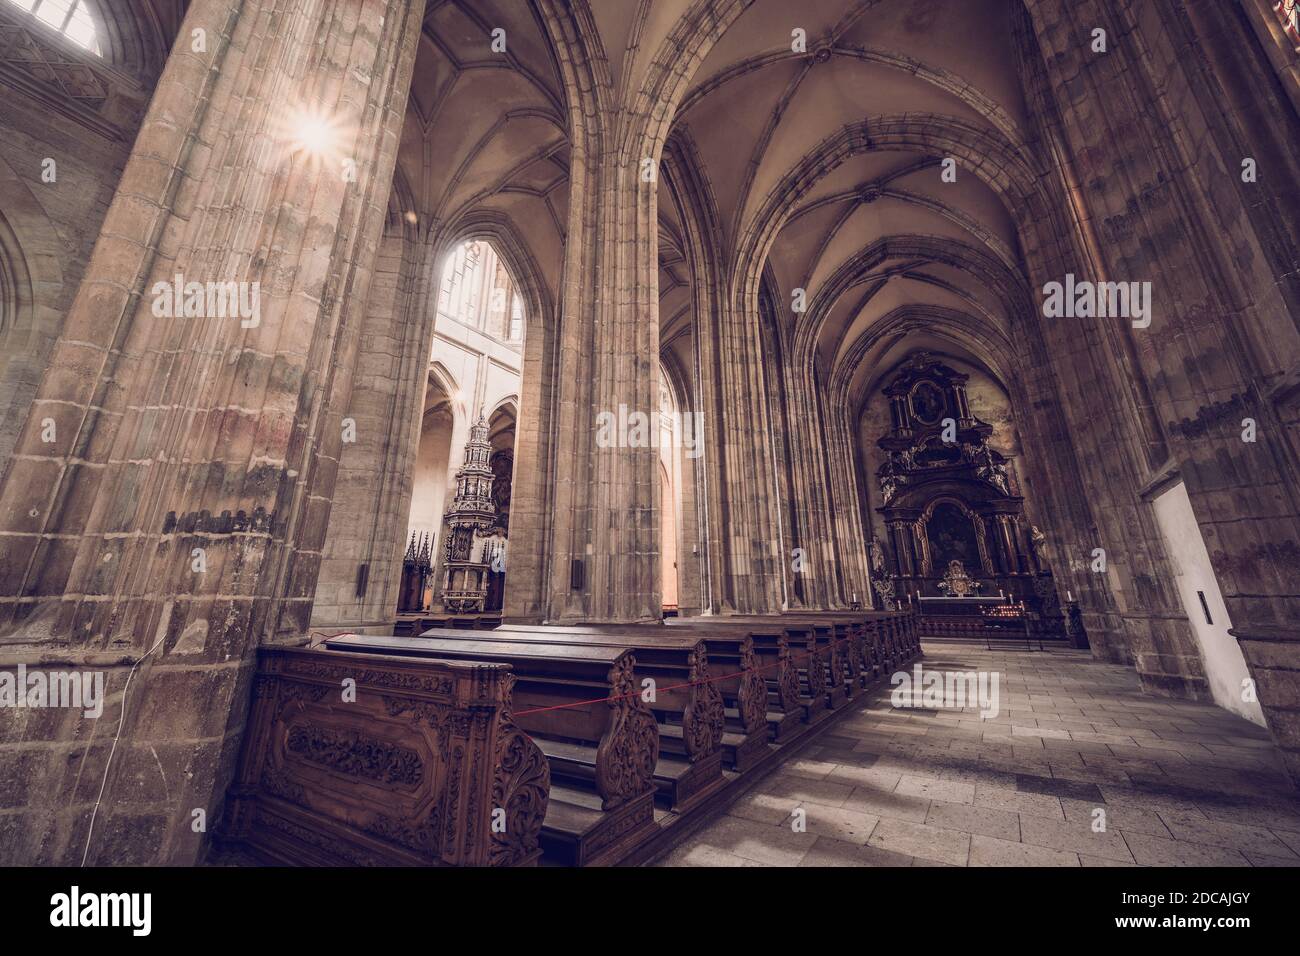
[323,635,658,810]
[224,646,548,866]
[460,624,726,759]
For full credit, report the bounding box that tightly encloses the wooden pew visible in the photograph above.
[403,612,503,632]
[887,612,904,667]
[495,622,768,772]
[662,618,810,741]
[776,610,921,689]
[222,646,549,866]
[862,609,922,672]
[426,624,727,809]
[817,610,915,681]
[392,613,423,637]
[859,616,885,677]
[787,614,863,699]
[323,634,657,867]
[697,615,844,711]
[669,617,836,719]
[676,613,920,702]
[881,611,905,667]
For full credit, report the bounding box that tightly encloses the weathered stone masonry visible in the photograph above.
[0,0,1297,866]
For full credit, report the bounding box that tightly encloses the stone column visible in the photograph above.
[309,222,430,631]
[536,142,662,623]
[1024,0,1300,776]
[0,0,424,863]
[781,362,842,610]
[695,288,793,616]
[825,400,874,608]
[1008,0,1209,681]
[524,0,754,624]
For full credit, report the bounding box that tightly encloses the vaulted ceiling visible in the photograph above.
[57,0,1039,411]
[668,0,1034,410]
[395,0,1034,408]
[396,0,569,334]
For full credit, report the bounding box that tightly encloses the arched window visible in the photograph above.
[436,239,525,346]
[3,0,102,56]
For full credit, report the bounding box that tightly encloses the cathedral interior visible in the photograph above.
[0,0,1298,872]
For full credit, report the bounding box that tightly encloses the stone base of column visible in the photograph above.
[1235,626,1300,786]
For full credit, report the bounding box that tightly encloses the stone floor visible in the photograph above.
[655,643,1300,867]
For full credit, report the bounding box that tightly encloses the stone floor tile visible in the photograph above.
[826,765,902,791]
[968,834,1080,867]
[896,774,976,805]
[762,772,855,808]
[843,784,932,822]
[1120,830,1250,867]
[1156,815,1299,859]
[799,804,881,844]
[665,645,1299,868]
[1019,813,1136,862]
[975,784,1065,820]
[867,818,971,866]
[924,801,1021,841]
[796,835,913,867]
[780,757,840,780]
[1059,797,1171,837]
[656,843,770,867]
[689,815,815,866]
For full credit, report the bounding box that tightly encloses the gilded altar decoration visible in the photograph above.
[937,559,982,597]
[873,575,898,611]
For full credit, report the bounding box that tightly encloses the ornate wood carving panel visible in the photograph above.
[223,647,548,866]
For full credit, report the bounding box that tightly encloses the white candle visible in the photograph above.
[1067,590,1074,602]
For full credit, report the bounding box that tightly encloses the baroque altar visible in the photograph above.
[871,353,1064,639]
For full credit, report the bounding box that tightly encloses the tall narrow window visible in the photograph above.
[436,240,525,347]
[509,295,524,342]
[3,0,102,56]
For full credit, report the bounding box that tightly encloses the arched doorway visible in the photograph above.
[403,238,526,617]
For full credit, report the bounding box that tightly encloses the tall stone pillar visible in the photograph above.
[0,0,424,863]
[532,141,662,623]
[781,363,842,610]
[1023,0,1300,776]
[521,0,754,624]
[692,284,792,616]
